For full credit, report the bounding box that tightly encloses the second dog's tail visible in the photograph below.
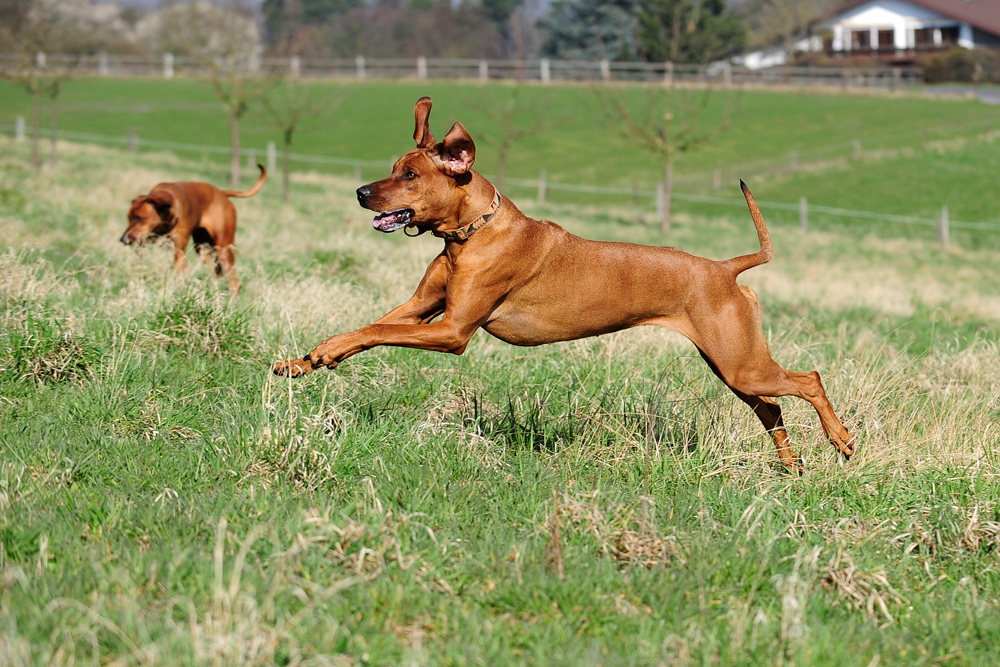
[223,164,267,198]
[722,180,774,276]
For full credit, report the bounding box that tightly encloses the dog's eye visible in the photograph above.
[403,170,417,181]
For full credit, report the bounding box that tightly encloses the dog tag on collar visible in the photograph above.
[404,225,427,237]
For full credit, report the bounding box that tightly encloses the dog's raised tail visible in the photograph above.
[223,164,267,198]
[722,180,774,276]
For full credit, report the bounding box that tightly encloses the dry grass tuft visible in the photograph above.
[894,504,1000,556]
[551,492,685,568]
[0,250,74,307]
[821,549,906,624]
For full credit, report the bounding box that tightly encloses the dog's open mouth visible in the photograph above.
[372,209,414,233]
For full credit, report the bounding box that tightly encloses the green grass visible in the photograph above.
[1,113,1000,664]
[2,77,999,231]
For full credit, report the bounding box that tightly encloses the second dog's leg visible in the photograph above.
[216,244,240,293]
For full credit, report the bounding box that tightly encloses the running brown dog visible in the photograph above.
[272,98,855,471]
[121,165,267,292]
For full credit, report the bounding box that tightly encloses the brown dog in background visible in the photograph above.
[272,98,855,472]
[121,165,266,292]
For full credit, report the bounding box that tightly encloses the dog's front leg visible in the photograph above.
[272,255,451,377]
[304,317,477,369]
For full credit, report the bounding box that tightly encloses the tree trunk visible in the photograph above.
[229,113,241,187]
[283,133,292,204]
[31,87,41,170]
[661,157,673,233]
[49,93,58,167]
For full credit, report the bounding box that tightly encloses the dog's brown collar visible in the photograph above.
[430,189,502,242]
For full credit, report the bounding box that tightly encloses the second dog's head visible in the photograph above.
[356,97,478,235]
[121,189,178,245]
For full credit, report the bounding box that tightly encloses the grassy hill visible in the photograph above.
[2,77,999,240]
[1,134,999,663]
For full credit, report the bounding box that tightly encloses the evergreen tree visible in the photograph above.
[636,0,745,63]
[539,0,640,61]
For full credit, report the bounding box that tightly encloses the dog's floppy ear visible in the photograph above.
[413,96,436,148]
[146,189,177,222]
[432,122,475,176]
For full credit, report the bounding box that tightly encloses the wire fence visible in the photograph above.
[0,52,925,90]
[4,121,999,238]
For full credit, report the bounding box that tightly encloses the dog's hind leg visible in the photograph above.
[684,284,854,468]
[697,349,802,472]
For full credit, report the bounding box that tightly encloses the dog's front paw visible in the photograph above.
[304,346,340,370]
[271,358,316,377]
[832,432,856,461]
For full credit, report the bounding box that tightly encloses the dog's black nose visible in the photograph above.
[120,233,130,244]
[356,185,371,206]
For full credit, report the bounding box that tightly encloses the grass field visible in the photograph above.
[2,86,1000,664]
[2,77,1000,237]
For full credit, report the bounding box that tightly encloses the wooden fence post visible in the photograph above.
[98,53,109,76]
[354,165,362,182]
[938,205,949,246]
[246,148,256,172]
[417,56,427,79]
[599,59,610,81]
[15,116,25,141]
[355,55,366,79]
[664,62,674,86]
[537,168,547,205]
[800,196,808,231]
[163,53,174,78]
[479,60,488,81]
[129,129,137,154]
[540,58,551,83]
[290,56,300,78]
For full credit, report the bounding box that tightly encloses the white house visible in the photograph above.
[820,0,1000,55]
[737,0,1000,68]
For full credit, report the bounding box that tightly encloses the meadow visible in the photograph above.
[2,77,1000,237]
[1,79,1000,665]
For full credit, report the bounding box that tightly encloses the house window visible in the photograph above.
[939,26,959,44]
[914,27,934,46]
[878,29,894,48]
[852,30,871,49]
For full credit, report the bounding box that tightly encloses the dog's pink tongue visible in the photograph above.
[373,212,407,233]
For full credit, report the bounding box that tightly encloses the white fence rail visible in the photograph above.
[5,123,997,238]
[0,53,924,89]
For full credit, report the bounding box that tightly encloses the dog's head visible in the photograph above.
[356,97,477,234]
[121,189,178,245]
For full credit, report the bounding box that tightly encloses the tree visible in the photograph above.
[262,82,343,203]
[0,1,83,170]
[598,86,737,232]
[636,0,746,64]
[137,2,272,187]
[745,0,841,50]
[263,0,363,54]
[540,0,640,61]
[482,0,521,58]
[462,85,558,192]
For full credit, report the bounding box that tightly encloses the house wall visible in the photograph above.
[973,26,1000,48]
[826,0,980,51]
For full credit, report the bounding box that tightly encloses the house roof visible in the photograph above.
[825,0,1000,37]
